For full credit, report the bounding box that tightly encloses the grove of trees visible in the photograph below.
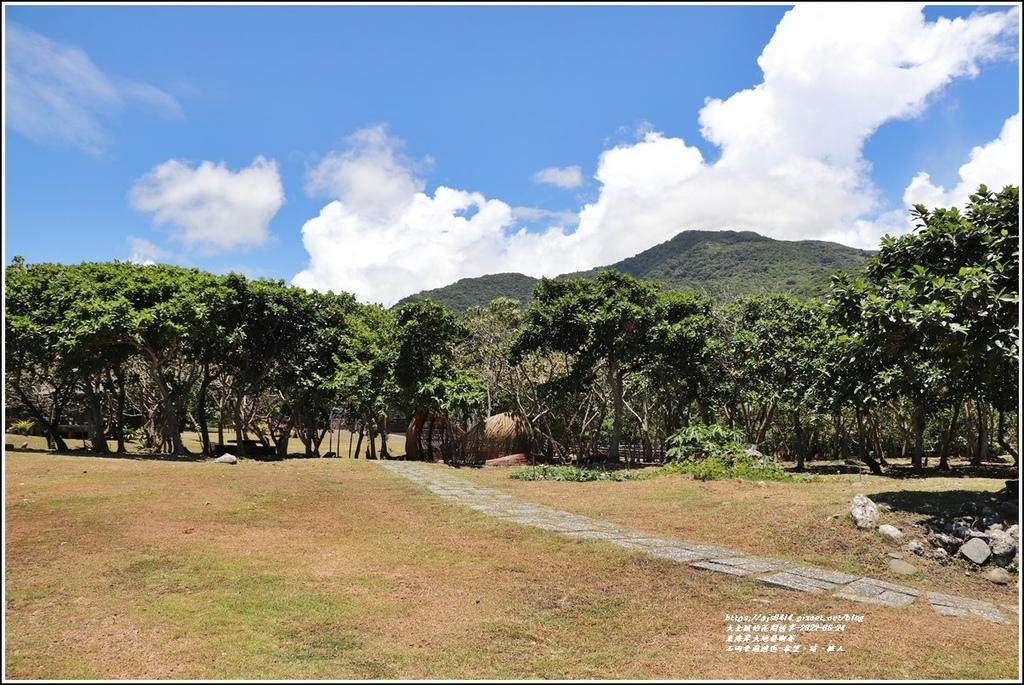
[4,185,1018,473]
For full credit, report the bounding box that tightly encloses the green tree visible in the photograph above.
[513,270,663,463]
[830,184,1019,470]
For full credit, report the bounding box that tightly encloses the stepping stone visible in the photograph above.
[833,578,921,607]
[562,528,635,541]
[645,546,719,563]
[927,592,1012,624]
[695,555,796,575]
[757,567,860,593]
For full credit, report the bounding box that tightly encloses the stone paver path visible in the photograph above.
[378,461,1018,625]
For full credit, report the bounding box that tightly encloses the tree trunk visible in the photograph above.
[938,403,960,471]
[83,376,110,454]
[276,406,298,457]
[794,411,805,471]
[145,353,185,455]
[607,364,623,464]
[855,408,883,475]
[971,399,989,466]
[233,388,247,457]
[107,368,127,453]
[378,415,391,459]
[196,363,213,455]
[13,381,70,451]
[996,409,1018,465]
[353,421,365,461]
[911,405,925,472]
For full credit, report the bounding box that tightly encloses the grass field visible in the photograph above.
[4,435,1020,680]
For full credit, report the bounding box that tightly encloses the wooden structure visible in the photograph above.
[405,410,465,462]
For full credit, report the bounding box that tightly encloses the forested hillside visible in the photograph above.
[397,229,874,312]
[397,273,538,311]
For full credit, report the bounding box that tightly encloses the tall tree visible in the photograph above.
[830,184,1019,470]
[513,271,662,463]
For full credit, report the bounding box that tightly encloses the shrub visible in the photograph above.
[665,423,748,462]
[656,454,793,482]
[662,423,793,481]
[509,464,648,482]
[8,419,34,436]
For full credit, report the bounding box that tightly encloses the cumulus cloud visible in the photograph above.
[126,236,168,265]
[129,156,285,252]
[903,112,1022,214]
[293,4,1019,305]
[531,166,583,189]
[4,22,183,154]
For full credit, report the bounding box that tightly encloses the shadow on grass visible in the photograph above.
[869,488,1012,518]
[789,458,1018,482]
[4,447,334,464]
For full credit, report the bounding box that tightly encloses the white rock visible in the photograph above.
[850,494,879,529]
[878,524,903,539]
[214,454,238,464]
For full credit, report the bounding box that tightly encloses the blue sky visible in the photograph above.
[3,3,1020,306]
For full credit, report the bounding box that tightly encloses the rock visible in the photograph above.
[889,559,917,575]
[961,501,978,515]
[214,454,238,464]
[928,532,961,552]
[876,501,894,512]
[951,524,971,539]
[886,552,904,559]
[850,494,879,529]
[999,501,1018,521]
[959,537,992,565]
[931,548,949,564]
[985,568,1012,585]
[878,524,903,539]
[987,529,1017,566]
[903,540,927,556]
[744,447,764,458]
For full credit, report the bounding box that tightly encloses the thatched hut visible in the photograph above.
[456,411,538,466]
[405,410,465,462]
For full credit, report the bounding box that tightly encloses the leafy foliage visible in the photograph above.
[509,464,647,482]
[657,454,794,482]
[665,423,748,461]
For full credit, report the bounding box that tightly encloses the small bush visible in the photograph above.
[8,419,35,436]
[656,453,794,482]
[509,464,648,482]
[665,423,748,462]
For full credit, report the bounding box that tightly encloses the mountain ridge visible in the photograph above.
[395,229,875,312]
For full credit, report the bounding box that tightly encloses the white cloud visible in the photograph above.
[129,156,285,252]
[531,166,583,189]
[903,112,1022,214]
[292,5,1019,305]
[4,23,183,154]
[126,236,168,265]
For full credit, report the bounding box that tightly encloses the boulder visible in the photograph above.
[985,568,1012,585]
[931,548,949,564]
[986,529,1017,566]
[214,454,238,464]
[959,537,991,565]
[850,494,879,529]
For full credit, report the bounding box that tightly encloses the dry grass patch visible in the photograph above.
[452,461,1019,606]
[4,450,1019,680]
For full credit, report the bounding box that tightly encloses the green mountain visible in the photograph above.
[396,272,539,312]
[396,230,875,312]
